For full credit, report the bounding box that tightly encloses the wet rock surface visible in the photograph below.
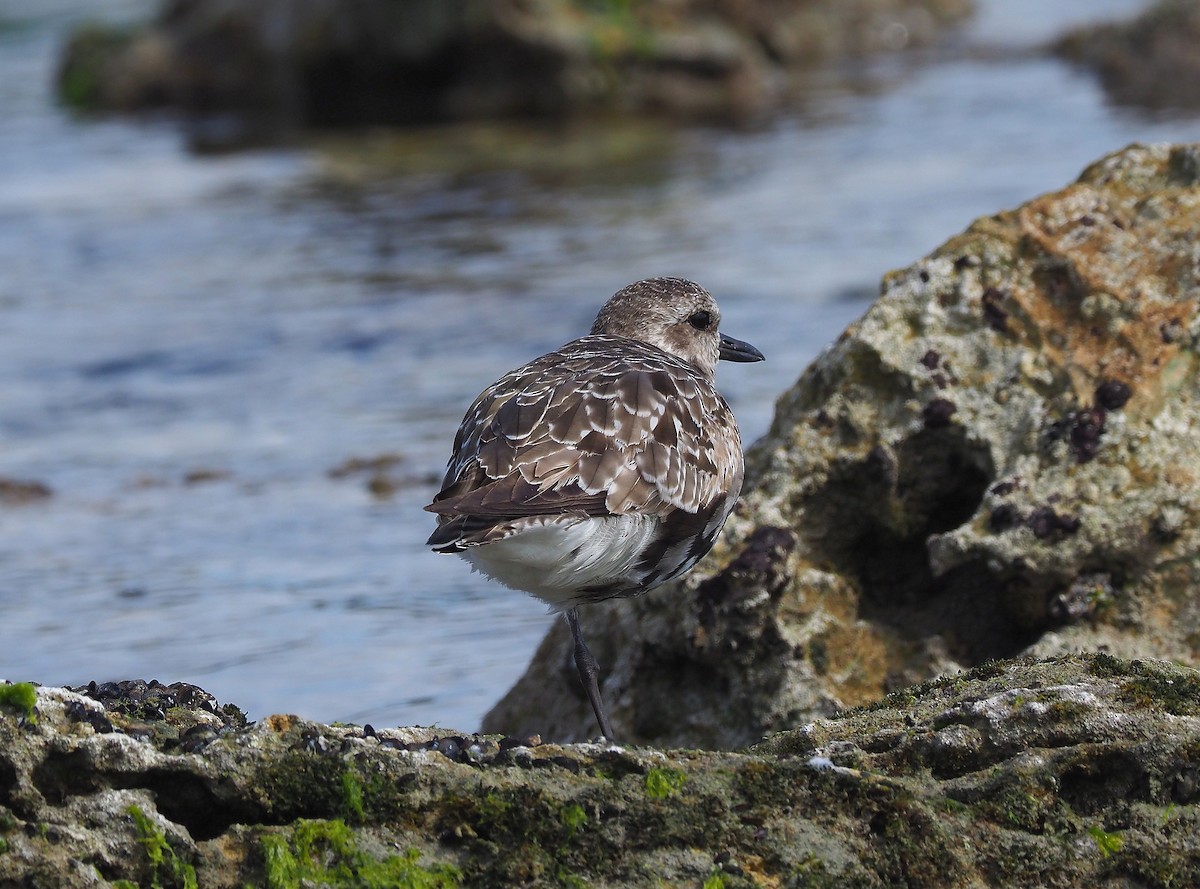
[57,0,971,138]
[1055,0,1200,114]
[3,656,1199,887]
[486,142,1200,748]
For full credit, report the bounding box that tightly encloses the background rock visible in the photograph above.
[57,0,972,137]
[1055,0,1200,113]
[3,656,1199,887]
[485,141,1200,748]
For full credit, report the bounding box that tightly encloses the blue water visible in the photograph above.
[0,0,1196,730]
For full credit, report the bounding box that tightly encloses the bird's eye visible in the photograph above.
[688,310,712,330]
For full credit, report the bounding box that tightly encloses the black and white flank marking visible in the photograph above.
[426,277,764,739]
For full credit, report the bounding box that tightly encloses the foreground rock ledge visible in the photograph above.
[2,655,1199,887]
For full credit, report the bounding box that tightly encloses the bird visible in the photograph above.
[425,277,764,740]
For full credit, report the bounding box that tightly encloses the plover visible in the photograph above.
[426,277,763,739]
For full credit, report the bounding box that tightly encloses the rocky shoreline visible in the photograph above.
[6,140,1200,886]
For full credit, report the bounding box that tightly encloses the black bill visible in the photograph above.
[719,332,765,363]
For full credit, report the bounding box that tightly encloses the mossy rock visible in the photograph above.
[3,653,1200,886]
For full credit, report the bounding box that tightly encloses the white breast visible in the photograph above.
[462,514,660,611]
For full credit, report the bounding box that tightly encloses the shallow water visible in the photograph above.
[0,0,1196,730]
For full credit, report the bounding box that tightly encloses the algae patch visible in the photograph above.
[342,770,366,823]
[1088,825,1124,858]
[262,818,460,889]
[1119,661,1200,716]
[127,805,198,889]
[560,803,587,838]
[0,682,37,722]
[645,767,687,798]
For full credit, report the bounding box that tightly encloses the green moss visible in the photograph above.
[1088,825,1124,858]
[261,819,460,889]
[127,804,198,889]
[0,682,37,722]
[560,803,587,838]
[702,872,728,889]
[554,867,590,889]
[550,803,592,885]
[1120,661,1200,716]
[434,785,620,884]
[1088,652,1131,677]
[939,797,969,815]
[730,758,796,810]
[1044,699,1095,723]
[294,818,356,861]
[476,790,513,826]
[259,750,351,820]
[856,794,964,887]
[0,837,7,854]
[262,834,301,889]
[841,658,1008,717]
[259,751,422,826]
[790,853,843,889]
[342,771,366,823]
[979,788,1047,832]
[644,767,687,799]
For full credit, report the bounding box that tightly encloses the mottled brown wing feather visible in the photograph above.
[425,335,743,549]
[427,475,607,518]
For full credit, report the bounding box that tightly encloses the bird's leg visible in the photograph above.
[566,608,615,740]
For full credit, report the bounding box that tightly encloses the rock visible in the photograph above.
[327,452,414,499]
[58,23,177,113]
[57,0,972,138]
[182,468,232,485]
[485,142,1200,748]
[2,657,1199,886]
[1054,0,1200,113]
[0,477,52,505]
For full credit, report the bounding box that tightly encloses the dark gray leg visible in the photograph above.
[566,608,615,740]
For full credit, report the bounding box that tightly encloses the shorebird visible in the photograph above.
[426,277,763,739]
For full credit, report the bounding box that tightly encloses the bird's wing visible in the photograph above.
[426,338,743,537]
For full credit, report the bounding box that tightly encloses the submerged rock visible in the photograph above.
[57,0,972,137]
[0,476,53,505]
[2,656,1199,886]
[486,142,1200,748]
[1055,0,1200,114]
